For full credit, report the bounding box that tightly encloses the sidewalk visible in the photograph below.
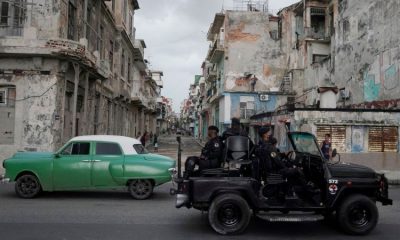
[193,137,400,185]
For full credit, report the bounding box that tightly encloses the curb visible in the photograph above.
[193,138,205,148]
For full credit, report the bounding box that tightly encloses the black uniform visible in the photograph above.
[184,137,223,178]
[255,139,306,187]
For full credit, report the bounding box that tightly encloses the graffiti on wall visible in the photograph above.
[364,73,380,102]
[384,64,399,90]
[351,126,364,153]
[363,47,400,102]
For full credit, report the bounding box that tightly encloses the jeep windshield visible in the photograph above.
[288,132,322,157]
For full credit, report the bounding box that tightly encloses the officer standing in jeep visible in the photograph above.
[183,125,223,179]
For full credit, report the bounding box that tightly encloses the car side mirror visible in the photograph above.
[332,148,337,158]
[54,153,61,158]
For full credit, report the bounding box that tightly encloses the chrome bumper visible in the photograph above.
[0,174,10,183]
[176,193,189,208]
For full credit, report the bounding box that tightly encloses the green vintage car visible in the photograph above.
[2,135,176,199]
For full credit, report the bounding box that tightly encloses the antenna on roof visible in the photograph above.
[222,0,225,11]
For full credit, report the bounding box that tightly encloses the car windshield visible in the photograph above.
[133,144,148,154]
[290,133,321,156]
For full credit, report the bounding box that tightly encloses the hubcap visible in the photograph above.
[349,204,371,227]
[218,203,242,227]
[18,176,38,195]
[132,180,150,196]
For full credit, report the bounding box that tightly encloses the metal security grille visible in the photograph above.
[368,127,398,152]
[317,125,346,152]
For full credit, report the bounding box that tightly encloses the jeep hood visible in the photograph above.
[328,162,376,178]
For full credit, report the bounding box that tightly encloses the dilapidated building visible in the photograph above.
[0,0,161,168]
[250,0,400,166]
[199,2,287,140]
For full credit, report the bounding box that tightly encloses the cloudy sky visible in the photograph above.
[135,0,299,112]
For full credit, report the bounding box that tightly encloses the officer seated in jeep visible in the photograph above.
[184,125,223,179]
[255,127,314,200]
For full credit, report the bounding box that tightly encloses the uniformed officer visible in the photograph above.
[256,127,306,187]
[184,125,223,179]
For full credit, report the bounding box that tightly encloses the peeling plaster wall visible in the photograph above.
[333,0,400,104]
[224,11,285,92]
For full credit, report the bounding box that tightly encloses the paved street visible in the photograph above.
[0,136,399,240]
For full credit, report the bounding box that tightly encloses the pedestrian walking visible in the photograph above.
[153,134,158,152]
[140,131,148,147]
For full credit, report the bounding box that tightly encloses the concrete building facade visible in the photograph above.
[0,0,162,170]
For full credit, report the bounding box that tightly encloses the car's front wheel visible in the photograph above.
[337,194,378,235]
[128,179,154,200]
[15,174,42,198]
[208,194,251,235]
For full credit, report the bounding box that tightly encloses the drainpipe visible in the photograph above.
[72,63,80,137]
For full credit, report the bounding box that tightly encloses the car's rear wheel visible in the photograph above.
[337,194,378,235]
[15,174,42,199]
[208,194,251,235]
[128,179,154,200]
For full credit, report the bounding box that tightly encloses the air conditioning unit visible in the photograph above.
[340,88,351,100]
[259,94,269,102]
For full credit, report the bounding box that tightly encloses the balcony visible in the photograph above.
[303,27,330,42]
[206,39,224,63]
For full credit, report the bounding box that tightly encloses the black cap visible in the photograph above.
[258,127,270,137]
[231,118,240,126]
[208,125,219,133]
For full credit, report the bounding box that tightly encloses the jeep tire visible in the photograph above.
[337,194,378,235]
[208,194,251,235]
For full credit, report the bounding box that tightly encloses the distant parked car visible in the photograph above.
[2,135,175,199]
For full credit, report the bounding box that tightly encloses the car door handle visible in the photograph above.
[81,160,91,162]
[92,160,101,162]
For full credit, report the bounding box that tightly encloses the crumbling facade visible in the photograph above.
[186,0,400,166]
[250,0,400,165]
[0,0,162,169]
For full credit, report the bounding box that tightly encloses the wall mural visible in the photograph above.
[363,47,400,102]
[351,126,364,153]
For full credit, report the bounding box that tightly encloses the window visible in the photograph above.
[368,127,398,152]
[61,142,90,155]
[67,1,76,40]
[1,2,9,25]
[133,144,148,154]
[109,40,114,70]
[121,49,125,77]
[99,25,104,58]
[0,89,6,105]
[317,125,346,152]
[128,57,131,82]
[312,54,328,64]
[96,142,122,155]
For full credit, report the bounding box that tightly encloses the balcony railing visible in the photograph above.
[207,39,224,63]
[303,27,329,41]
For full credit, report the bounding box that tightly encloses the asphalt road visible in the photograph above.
[0,136,399,240]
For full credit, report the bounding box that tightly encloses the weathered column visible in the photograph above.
[83,72,89,134]
[72,63,80,137]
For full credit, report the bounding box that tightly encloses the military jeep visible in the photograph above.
[171,132,392,235]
